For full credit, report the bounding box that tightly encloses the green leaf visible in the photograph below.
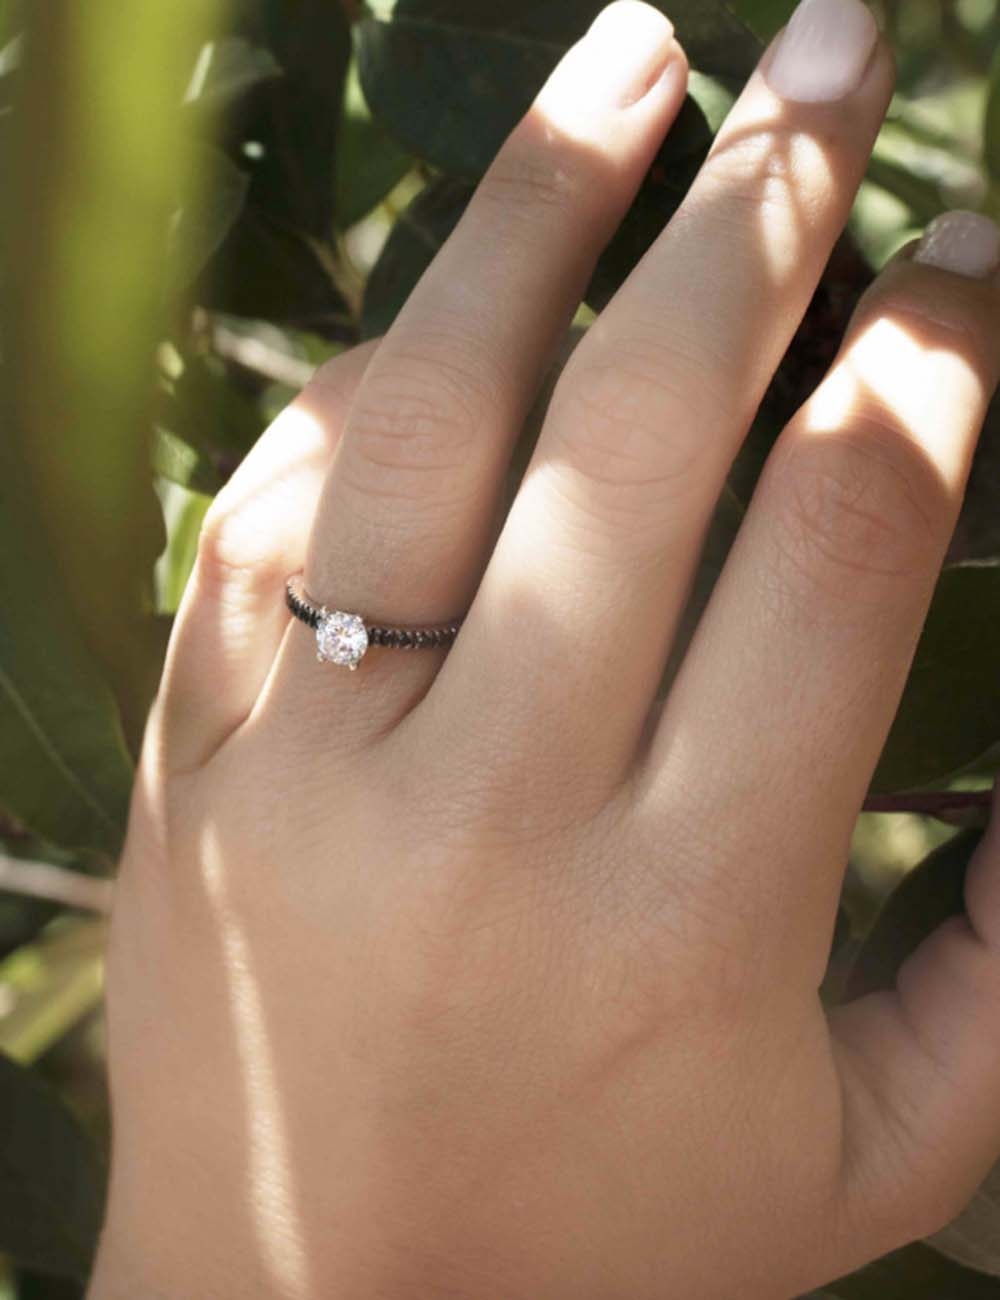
[357,1,760,180]
[228,0,352,238]
[0,834,95,959]
[152,426,225,497]
[658,483,746,696]
[0,1052,103,1281]
[154,481,212,616]
[949,392,1000,565]
[864,153,945,224]
[164,351,267,463]
[586,143,706,311]
[169,145,250,290]
[984,46,1000,185]
[0,920,105,1066]
[844,827,980,1001]
[726,0,796,42]
[824,1242,1000,1298]
[361,177,473,338]
[14,1271,84,1299]
[360,67,740,324]
[336,55,412,229]
[195,203,352,335]
[2,0,225,723]
[182,34,282,115]
[729,235,875,502]
[872,566,1000,794]
[0,436,133,861]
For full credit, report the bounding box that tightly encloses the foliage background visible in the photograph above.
[1,0,1000,1293]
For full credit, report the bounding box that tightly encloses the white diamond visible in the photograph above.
[316,611,369,668]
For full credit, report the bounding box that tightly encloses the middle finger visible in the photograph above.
[436,0,894,780]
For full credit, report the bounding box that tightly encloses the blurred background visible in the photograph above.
[1,0,1000,1294]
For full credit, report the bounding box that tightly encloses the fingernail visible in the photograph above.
[582,0,676,108]
[766,0,879,103]
[914,211,1000,280]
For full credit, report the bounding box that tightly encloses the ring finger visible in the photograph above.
[261,0,689,737]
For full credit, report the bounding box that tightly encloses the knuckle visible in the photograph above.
[768,425,945,606]
[342,339,496,507]
[855,285,1000,384]
[477,139,583,222]
[194,493,270,598]
[550,342,729,528]
[700,126,834,230]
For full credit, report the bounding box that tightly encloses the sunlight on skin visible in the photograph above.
[206,403,331,559]
[532,4,678,151]
[721,127,833,279]
[200,825,312,1299]
[802,315,987,489]
[701,60,838,285]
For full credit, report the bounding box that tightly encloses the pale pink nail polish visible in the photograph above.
[914,211,1000,280]
[766,0,879,103]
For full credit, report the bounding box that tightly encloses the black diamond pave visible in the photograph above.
[285,576,461,655]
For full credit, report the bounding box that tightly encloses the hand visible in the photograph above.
[90,0,1000,1296]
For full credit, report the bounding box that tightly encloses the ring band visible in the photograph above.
[285,574,462,671]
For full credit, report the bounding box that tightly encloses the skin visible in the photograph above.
[89,4,1000,1298]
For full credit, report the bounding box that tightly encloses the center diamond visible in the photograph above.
[316,610,369,669]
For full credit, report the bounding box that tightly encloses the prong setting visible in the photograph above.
[315,610,369,669]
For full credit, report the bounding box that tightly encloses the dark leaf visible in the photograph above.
[195,203,353,337]
[152,427,226,497]
[357,0,760,179]
[845,827,980,1001]
[0,833,94,958]
[729,235,874,502]
[864,154,945,224]
[727,0,796,42]
[871,567,1000,794]
[166,351,267,461]
[586,145,705,311]
[0,432,133,861]
[0,895,57,962]
[336,56,412,229]
[182,34,282,116]
[169,145,250,290]
[226,0,352,238]
[15,1271,85,1299]
[657,483,746,697]
[361,177,473,339]
[823,1242,1000,1298]
[948,393,1000,565]
[0,1053,103,1281]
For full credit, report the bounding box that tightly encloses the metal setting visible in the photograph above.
[285,574,462,671]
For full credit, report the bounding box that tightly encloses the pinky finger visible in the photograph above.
[830,791,1000,1259]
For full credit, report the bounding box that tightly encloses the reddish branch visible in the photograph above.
[862,787,995,817]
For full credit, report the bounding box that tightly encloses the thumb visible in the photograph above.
[829,788,1000,1260]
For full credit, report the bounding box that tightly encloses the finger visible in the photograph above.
[156,342,378,773]
[830,808,1000,1260]
[436,0,894,781]
[261,0,689,731]
[644,212,1000,973]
